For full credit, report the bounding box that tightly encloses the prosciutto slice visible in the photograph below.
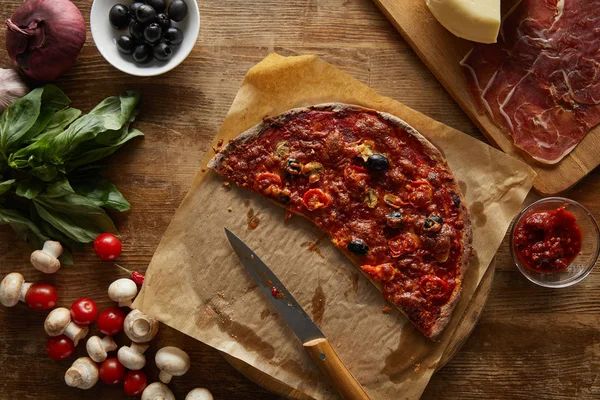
[461,0,600,164]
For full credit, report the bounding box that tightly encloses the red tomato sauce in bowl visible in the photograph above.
[513,206,582,273]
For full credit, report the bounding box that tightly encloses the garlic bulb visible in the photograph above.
[0,69,28,112]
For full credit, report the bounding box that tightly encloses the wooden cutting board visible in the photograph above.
[371,0,600,195]
[223,260,496,400]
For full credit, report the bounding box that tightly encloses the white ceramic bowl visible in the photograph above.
[90,0,200,76]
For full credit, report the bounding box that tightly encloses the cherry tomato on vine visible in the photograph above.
[46,335,75,361]
[70,298,98,325]
[25,283,58,310]
[99,357,126,385]
[94,233,122,261]
[97,307,126,336]
[123,370,148,396]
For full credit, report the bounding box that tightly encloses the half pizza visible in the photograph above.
[209,103,472,339]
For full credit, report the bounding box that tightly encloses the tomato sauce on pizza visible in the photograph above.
[209,104,472,339]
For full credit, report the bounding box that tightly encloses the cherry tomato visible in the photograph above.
[419,275,451,300]
[70,298,98,326]
[253,172,282,195]
[97,308,126,336]
[302,188,330,211]
[46,335,75,361]
[131,271,145,286]
[94,233,123,261]
[25,283,58,310]
[99,357,126,385]
[123,370,148,396]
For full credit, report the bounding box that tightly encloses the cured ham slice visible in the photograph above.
[461,0,600,164]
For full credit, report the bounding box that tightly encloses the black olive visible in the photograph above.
[164,27,184,45]
[430,215,443,224]
[156,13,171,30]
[366,154,389,171]
[385,211,403,228]
[136,4,157,25]
[144,23,163,44]
[129,2,144,19]
[452,193,461,207]
[129,21,145,40]
[109,4,130,29]
[285,158,302,176]
[116,35,135,54]
[168,0,188,22]
[132,43,153,63]
[146,0,166,13]
[347,239,369,255]
[424,219,435,229]
[153,41,173,61]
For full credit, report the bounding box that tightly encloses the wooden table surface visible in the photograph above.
[0,1,599,399]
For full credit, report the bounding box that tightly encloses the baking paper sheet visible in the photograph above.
[134,54,535,399]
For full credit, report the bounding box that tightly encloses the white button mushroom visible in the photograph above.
[30,241,63,274]
[65,357,99,390]
[45,307,89,346]
[124,309,159,343]
[142,382,175,400]
[186,388,214,400]
[86,336,117,363]
[155,346,191,384]
[108,278,138,308]
[0,272,32,307]
[117,342,149,370]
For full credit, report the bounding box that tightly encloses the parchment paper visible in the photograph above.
[134,54,535,400]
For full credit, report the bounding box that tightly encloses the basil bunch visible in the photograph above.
[0,85,143,264]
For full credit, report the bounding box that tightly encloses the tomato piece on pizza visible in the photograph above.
[209,103,472,339]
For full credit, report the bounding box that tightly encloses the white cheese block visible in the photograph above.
[426,0,501,44]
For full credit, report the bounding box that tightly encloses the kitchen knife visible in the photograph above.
[225,228,371,400]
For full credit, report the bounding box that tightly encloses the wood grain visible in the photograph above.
[371,0,600,195]
[0,0,598,399]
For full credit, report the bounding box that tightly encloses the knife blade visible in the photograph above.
[225,227,370,400]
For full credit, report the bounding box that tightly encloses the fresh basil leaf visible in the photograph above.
[16,179,44,199]
[0,179,14,195]
[33,193,119,243]
[45,176,74,198]
[0,206,49,250]
[0,85,70,157]
[30,164,59,181]
[32,108,82,142]
[72,178,131,212]
[66,128,144,170]
[90,91,140,130]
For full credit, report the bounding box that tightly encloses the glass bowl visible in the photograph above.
[510,197,600,288]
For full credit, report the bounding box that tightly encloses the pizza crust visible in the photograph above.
[209,103,472,340]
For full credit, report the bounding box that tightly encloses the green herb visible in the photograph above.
[0,85,143,264]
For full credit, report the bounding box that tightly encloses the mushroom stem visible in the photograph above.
[159,370,174,384]
[101,335,117,351]
[18,282,32,303]
[65,357,99,390]
[64,322,89,346]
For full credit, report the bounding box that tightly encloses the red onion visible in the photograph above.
[6,0,86,81]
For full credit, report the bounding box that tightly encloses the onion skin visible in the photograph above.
[6,0,86,81]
